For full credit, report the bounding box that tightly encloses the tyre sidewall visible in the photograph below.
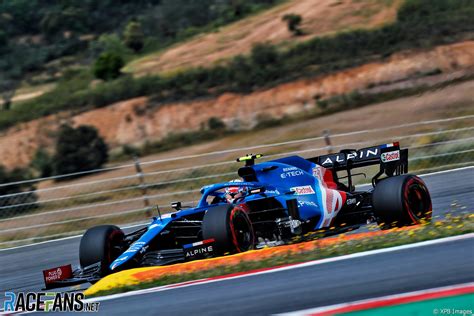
[373,175,431,227]
[79,225,124,275]
[202,204,254,254]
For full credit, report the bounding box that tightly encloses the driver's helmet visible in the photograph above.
[225,179,247,203]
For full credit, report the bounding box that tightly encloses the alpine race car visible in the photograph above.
[42,142,432,289]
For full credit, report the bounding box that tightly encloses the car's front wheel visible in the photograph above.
[79,225,124,275]
[202,204,255,254]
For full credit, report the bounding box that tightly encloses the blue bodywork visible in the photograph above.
[110,156,330,270]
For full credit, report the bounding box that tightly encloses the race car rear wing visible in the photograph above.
[308,142,408,187]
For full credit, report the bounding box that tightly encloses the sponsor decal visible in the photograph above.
[359,147,380,159]
[265,189,280,195]
[3,291,99,313]
[184,239,215,259]
[381,150,400,162]
[320,147,380,166]
[290,185,315,195]
[321,155,347,166]
[280,169,304,179]
[125,241,146,253]
[42,265,72,284]
[298,200,317,207]
[185,245,214,258]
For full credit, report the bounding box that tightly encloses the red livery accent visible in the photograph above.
[43,264,73,286]
[309,283,474,316]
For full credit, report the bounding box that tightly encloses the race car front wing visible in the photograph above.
[42,263,101,290]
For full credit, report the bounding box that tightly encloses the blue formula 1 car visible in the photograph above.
[43,142,432,289]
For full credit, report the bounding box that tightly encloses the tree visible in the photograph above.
[123,20,145,53]
[93,52,124,81]
[95,33,129,58]
[282,13,303,36]
[0,166,37,218]
[53,124,109,177]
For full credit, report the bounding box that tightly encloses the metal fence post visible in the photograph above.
[134,156,151,216]
[323,129,332,154]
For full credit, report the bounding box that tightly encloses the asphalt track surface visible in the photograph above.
[0,167,473,312]
[83,236,474,315]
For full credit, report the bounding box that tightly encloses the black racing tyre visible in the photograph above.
[79,225,124,275]
[373,174,432,228]
[202,204,255,254]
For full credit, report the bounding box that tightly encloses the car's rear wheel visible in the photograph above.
[202,204,255,254]
[79,225,124,275]
[372,174,432,228]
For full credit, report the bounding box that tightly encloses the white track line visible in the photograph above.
[84,234,474,303]
[417,165,473,177]
[1,166,471,252]
[0,222,148,252]
[275,282,474,316]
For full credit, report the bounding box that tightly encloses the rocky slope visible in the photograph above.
[0,41,473,169]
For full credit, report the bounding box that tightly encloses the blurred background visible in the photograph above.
[0,0,473,247]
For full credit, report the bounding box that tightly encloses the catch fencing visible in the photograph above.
[0,114,473,247]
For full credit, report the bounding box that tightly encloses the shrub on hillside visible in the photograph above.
[124,20,145,53]
[282,13,302,36]
[53,124,109,178]
[93,52,124,81]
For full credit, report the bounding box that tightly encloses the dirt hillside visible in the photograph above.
[125,0,401,76]
[34,78,474,193]
[0,41,473,170]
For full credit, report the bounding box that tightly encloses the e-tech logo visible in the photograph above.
[280,167,304,179]
[3,292,100,313]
